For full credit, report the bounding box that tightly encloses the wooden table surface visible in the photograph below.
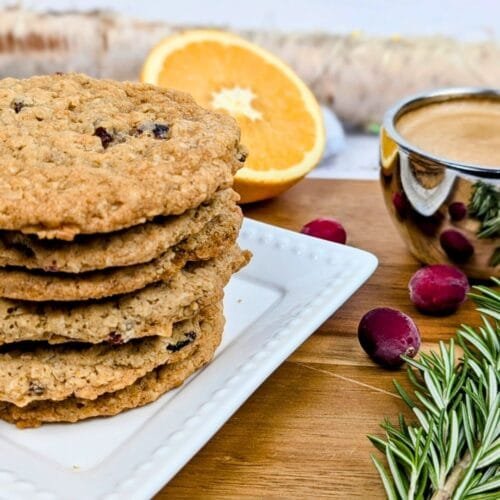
[157,179,478,499]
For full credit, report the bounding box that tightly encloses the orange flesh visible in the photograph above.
[157,42,316,172]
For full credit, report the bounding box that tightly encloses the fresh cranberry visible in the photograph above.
[412,212,444,237]
[440,229,474,262]
[392,191,409,219]
[409,264,469,314]
[448,202,467,221]
[358,308,421,368]
[300,218,347,244]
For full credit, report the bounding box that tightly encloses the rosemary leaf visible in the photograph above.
[468,182,500,238]
[369,280,500,498]
[372,454,399,500]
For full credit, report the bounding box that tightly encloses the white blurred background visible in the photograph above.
[3,1,499,179]
[13,0,500,40]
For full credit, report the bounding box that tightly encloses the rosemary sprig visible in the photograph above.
[469,278,500,319]
[369,282,500,499]
[468,182,500,238]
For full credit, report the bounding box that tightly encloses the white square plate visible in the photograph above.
[0,218,377,500]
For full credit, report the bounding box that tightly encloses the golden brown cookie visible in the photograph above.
[0,189,239,273]
[0,206,242,301]
[0,303,224,427]
[0,245,250,345]
[0,73,243,239]
[0,308,215,407]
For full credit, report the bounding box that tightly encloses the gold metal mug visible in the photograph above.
[380,88,500,279]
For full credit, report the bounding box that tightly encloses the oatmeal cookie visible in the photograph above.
[0,246,250,345]
[0,73,244,239]
[0,206,242,301]
[0,303,224,427]
[0,189,239,273]
[0,308,215,407]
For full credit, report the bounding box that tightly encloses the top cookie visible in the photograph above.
[0,73,243,239]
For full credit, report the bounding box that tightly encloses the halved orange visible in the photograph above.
[141,30,325,203]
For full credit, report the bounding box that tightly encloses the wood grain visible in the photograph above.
[156,179,478,499]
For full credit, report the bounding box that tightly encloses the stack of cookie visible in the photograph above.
[0,74,250,428]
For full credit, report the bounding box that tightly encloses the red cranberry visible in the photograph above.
[412,212,444,237]
[440,229,474,263]
[94,127,113,149]
[152,124,169,139]
[108,332,124,345]
[167,331,197,352]
[135,122,170,139]
[448,202,467,221]
[409,265,469,314]
[392,191,409,219]
[300,218,347,244]
[358,308,421,368]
